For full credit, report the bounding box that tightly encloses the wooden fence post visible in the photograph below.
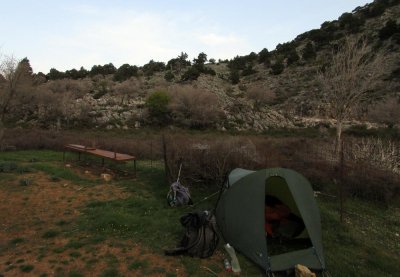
[162,134,171,183]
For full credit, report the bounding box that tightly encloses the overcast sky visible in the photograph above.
[0,0,372,73]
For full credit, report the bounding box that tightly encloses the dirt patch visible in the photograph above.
[0,171,198,276]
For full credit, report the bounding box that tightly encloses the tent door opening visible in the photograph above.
[264,176,311,256]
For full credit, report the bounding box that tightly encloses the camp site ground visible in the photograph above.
[0,131,399,276]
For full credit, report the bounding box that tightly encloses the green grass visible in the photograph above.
[104,253,119,267]
[56,220,69,226]
[69,251,82,258]
[53,247,65,254]
[67,269,84,277]
[0,162,33,174]
[31,163,99,185]
[76,166,185,250]
[320,198,400,276]
[127,259,149,270]
[99,267,121,277]
[0,150,101,185]
[19,264,34,272]
[64,240,85,249]
[0,150,61,162]
[10,237,25,245]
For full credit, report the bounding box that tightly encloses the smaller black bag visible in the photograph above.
[165,211,219,258]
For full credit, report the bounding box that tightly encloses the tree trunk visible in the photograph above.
[336,120,345,223]
[336,120,343,157]
[339,139,345,223]
[162,134,172,183]
[0,119,5,150]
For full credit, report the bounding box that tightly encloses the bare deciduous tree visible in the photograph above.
[0,54,32,146]
[318,36,386,154]
[317,36,386,222]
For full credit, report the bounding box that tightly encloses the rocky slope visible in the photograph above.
[14,0,400,132]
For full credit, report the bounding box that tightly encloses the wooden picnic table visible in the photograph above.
[63,144,136,178]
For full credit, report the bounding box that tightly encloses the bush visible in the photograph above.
[181,67,201,81]
[181,63,216,81]
[379,19,399,40]
[145,91,170,124]
[168,86,224,129]
[286,49,300,65]
[113,64,138,82]
[302,42,316,61]
[307,29,332,47]
[227,56,247,71]
[2,128,165,160]
[142,60,165,77]
[275,42,296,55]
[202,66,216,76]
[164,71,175,82]
[89,63,116,76]
[367,97,400,128]
[258,48,270,65]
[229,70,240,84]
[246,85,276,108]
[271,61,284,75]
[365,2,386,18]
[164,135,325,186]
[338,12,365,33]
[392,33,400,44]
[164,134,400,205]
[19,265,34,273]
[241,65,257,76]
[344,162,400,204]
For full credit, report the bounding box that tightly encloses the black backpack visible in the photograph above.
[165,211,219,258]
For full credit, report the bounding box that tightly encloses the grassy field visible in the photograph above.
[0,150,399,276]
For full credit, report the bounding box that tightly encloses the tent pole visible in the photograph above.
[313,247,325,271]
[266,256,273,277]
[213,173,229,212]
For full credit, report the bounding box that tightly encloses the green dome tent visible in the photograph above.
[215,168,325,273]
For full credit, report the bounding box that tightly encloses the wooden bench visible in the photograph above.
[63,144,136,178]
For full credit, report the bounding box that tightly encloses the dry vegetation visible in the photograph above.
[167,85,224,128]
[245,83,276,108]
[164,134,399,205]
[2,127,399,206]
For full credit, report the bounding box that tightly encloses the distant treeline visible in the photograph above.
[36,0,400,85]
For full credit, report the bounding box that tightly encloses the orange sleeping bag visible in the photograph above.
[264,204,291,236]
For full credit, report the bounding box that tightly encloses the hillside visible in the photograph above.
[3,0,400,132]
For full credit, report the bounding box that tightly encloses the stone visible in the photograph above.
[295,264,316,277]
[101,173,112,182]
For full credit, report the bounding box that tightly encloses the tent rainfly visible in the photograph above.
[215,168,325,273]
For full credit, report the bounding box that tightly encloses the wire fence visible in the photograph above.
[2,128,399,204]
